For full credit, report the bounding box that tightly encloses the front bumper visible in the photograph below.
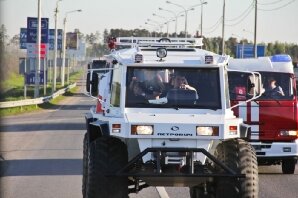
[108,147,245,187]
[251,140,298,158]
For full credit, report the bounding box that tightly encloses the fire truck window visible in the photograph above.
[260,72,293,100]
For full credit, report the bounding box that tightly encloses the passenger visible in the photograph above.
[142,70,164,99]
[264,77,285,97]
[166,73,199,102]
[172,73,196,91]
[128,79,148,103]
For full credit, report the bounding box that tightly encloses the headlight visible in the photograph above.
[279,130,298,137]
[131,125,154,135]
[196,126,219,136]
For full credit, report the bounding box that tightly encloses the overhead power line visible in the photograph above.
[258,0,289,5]
[204,17,222,30]
[258,0,297,11]
[226,5,254,26]
[226,1,254,21]
[204,17,223,34]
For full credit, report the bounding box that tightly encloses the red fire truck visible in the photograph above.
[228,54,298,174]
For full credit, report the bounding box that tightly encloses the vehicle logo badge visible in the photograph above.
[171,126,179,131]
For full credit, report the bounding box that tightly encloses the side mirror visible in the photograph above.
[86,71,98,96]
[247,74,263,96]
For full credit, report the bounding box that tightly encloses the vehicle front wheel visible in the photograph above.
[86,137,128,198]
[282,158,297,174]
[214,139,259,198]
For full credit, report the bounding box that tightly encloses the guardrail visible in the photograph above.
[0,83,76,109]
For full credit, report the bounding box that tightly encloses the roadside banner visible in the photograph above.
[49,29,63,50]
[66,32,78,49]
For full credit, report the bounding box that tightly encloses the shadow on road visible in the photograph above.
[1,158,82,177]
[0,123,85,132]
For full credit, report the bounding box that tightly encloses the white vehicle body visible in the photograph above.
[83,37,259,197]
[88,38,244,164]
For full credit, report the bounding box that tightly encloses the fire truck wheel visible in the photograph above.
[82,133,88,198]
[214,139,258,198]
[282,158,297,174]
[86,136,128,198]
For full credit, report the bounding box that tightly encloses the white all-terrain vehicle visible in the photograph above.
[83,37,260,198]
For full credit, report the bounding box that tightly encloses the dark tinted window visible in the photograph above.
[126,67,221,110]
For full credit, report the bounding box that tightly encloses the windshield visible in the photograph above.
[125,67,222,109]
[228,71,294,100]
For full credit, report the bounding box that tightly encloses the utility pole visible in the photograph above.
[34,0,41,98]
[53,0,62,93]
[221,0,226,55]
[254,0,258,58]
[61,17,67,87]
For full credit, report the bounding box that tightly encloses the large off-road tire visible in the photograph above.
[282,158,297,174]
[214,139,258,198]
[82,133,88,198]
[86,136,128,198]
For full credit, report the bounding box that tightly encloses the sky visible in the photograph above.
[1,0,298,44]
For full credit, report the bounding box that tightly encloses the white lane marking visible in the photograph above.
[156,187,170,198]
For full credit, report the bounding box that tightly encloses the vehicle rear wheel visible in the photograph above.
[282,158,297,174]
[82,133,88,198]
[214,139,258,198]
[86,137,128,198]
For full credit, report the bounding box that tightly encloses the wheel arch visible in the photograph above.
[85,113,110,142]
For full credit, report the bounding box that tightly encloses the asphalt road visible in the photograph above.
[0,80,298,198]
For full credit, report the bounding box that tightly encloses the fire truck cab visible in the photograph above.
[228,55,298,174]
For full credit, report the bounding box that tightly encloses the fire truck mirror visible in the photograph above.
[86,72,99,96]
[248,74,262,96]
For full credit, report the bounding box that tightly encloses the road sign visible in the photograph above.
[27,43,48,58]
[27,17,49,43]
[25,71,47,85]
[236,44,266,58]
[48,29,63,50]
[20,28,27,49]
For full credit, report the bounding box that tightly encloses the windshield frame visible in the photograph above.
[125,66,222,110]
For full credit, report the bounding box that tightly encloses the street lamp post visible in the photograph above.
[166,1,197,38]
[153,13,174,37]
[52,0,62,93]
[164,19,175,37]
[61,9,82,87]
[145,22,159,37]
[159,7,184,37]
[200,1,207,36]
[166,1,188,38]
[147,19,163,34]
